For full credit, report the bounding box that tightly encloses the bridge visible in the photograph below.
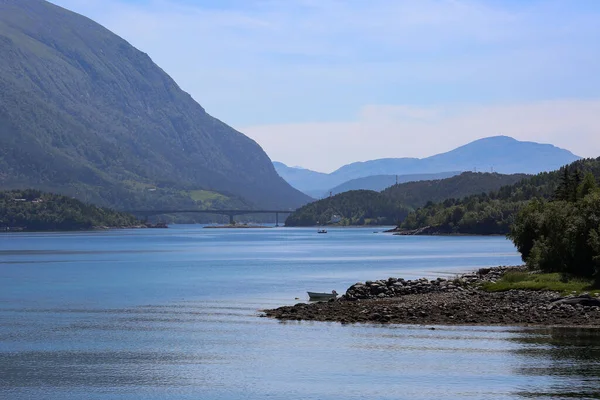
[126,209,295,226]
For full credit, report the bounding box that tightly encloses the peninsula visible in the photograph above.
[0,189,143,232]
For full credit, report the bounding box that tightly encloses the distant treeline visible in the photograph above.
[0,189,140,231]
[285,172,527,226]
[400,158,600,235]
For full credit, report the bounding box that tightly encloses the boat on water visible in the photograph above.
[317,229,327,234]
[307,290,338,301]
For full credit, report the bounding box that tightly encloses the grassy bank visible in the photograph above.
[481,271,600,296]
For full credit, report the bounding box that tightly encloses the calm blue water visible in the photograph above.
[1,226,599,399]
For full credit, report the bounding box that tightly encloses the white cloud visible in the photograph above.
[240,100,600,172]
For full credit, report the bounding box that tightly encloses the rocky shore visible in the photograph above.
[264,266,600,326]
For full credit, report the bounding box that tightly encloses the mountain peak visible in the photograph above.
[274,136,581,196]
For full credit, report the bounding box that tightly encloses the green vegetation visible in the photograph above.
[482,272,597,295]
[285,172,527,226]
[285,190,410,226]
[509,168,600,284]
[188,190,229,203]
[0,1,309,211]
[399,158,600,235]
[0,189,140,231]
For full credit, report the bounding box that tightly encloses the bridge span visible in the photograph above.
[126,209,294,226]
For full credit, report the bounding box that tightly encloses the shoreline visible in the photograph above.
[0,223,165,233]
[386,226,507,236]
[204,224,272,229]
[263,266,600,327]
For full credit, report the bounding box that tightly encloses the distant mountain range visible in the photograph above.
[0,0,310,210]
[274,136,581,197]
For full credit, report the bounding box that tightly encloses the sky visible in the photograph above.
[51,0,600,172]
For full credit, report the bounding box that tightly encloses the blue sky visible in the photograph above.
[51,0,600,172]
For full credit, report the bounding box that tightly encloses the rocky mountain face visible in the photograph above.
[0,0,311,210]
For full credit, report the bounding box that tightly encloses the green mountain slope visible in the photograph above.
[324,171,461,196]
[285,171,528,226]
[0,189,140,231]
[0,0,310,210]
[399,158,600,235]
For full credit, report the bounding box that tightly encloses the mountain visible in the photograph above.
[285,171,529,226]
[275,136,581,197]
[326,171,461,196]
[0,0,311,210]
[399,157,600,235]
[272,162,333,198]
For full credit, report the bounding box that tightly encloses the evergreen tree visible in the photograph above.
[578,172,597,199]
[554,166,572,201]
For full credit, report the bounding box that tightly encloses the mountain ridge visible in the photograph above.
[274,136,581,196]
[324,171,462,197]
[0,0,310,210]
[285,171,530,226]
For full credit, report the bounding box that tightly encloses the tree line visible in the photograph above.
[0,189,140,231]
[399,158,600,235]
[285,172,526,227]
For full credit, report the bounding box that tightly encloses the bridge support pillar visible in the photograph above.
[275,212,279,227]
[229,214,235,225]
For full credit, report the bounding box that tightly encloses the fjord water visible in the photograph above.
[1,227,599,399]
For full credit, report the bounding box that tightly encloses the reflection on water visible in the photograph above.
[511,328,600,398]
[1,226,599,399]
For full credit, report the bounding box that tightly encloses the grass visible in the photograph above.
[481,272,600,296]
[186,190,228,203]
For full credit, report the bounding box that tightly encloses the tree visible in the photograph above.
[509,188,600,282]
[578,172,597,200]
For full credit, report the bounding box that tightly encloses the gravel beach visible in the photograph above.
[264,266,600,326]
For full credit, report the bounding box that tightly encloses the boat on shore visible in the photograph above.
[317,229,327,234]
[307,290,337,301]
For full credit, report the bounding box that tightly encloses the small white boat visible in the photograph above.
[307,290,338,301]
[317,229,327,234]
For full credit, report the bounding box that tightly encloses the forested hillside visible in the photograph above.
[399,158,600,235]
[0,0,310,211]
[284,190,410,226]
[325,171,461,196]
[0,189,140,231]
[285,172,527,226]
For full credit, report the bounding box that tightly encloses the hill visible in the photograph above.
[275,136,580,196]
[0,189,140,231]
[284,190,410,227]
[285,171,528,226]
[326,171,461,196]
[398,158,600,235]
[0,0,310,211]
